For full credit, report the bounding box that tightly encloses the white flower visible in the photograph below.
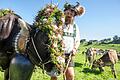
[59,26,63,29]
[53,25,58,30]
[57,34,62,40]
[53,42,57,47]
[57,56,65,64]
[43,18,47,22]
[46,8,51,12]
[52,35,57,39]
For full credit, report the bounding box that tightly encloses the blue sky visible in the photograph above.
[0,0,120,40]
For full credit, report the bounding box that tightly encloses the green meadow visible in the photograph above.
[0,44,120,80]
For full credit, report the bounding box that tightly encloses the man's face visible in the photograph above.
[64,9,75,24]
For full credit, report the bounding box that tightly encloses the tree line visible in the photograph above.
[80,35,120,45]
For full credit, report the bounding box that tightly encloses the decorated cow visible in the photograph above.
[0,4,65,80]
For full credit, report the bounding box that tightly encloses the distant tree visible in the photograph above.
[112,35,120,44]
[99,38,112,44]
[113,35,119,41]
[87,40,98,45]
[99,39,104,44]
[106,38,112,43]
[107,38,111,41]
[80,39,86,44]
[92,40,98,43]
[87,40,92,45]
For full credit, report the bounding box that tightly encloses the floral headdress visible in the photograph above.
[64,2,85,16]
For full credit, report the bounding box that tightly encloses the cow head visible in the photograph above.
[91,59,103,69]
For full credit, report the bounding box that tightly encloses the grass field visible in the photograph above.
[0,44,120,80]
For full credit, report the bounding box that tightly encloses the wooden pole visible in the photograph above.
[63,53,72,80]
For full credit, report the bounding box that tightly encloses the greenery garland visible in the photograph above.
[0,9,14,18]
[34,4,65,65]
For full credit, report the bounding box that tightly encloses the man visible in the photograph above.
[51,2,85,80]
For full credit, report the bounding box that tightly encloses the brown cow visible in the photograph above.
[92,49,118,78]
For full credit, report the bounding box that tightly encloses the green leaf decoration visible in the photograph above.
[34,4,65,66]
[0,9,14,18]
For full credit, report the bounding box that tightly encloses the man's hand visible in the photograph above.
[72,48,77,56]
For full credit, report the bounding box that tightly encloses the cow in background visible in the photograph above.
[117,53,120,60]
[92,49,118,78]
[84,47,103,67]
